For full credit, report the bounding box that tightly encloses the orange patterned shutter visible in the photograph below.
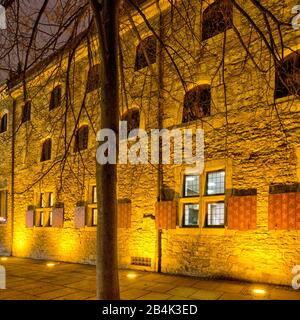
[155,201,177,230]
[228,195,257,230]
[118,202,131,228]
[52,207,64,228]
[269,192,300,230]
[25,210,34,228]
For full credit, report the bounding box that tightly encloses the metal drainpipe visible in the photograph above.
[10,99,16,256]
[156,2,164,274]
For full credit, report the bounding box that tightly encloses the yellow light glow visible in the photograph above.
[0,257,8,261]
[253,289,266,295]
[127,273,137,279]
[46,262,55,267]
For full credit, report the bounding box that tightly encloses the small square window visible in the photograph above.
[40,211,44,227]
[206,202,225,227]
[92,186,97,204]
[49,211,53,227]
[40,193,45,208]
[206,171,225,195]
[48,193,54,207]
[184,175,199,197]
[183,204,199,227]
[0,190,7,223]
[92,208,97,226]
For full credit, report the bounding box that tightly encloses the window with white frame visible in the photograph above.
[183,175,200,197]
[0,190,7,224]
[206,202,225,227]
[35,192,54,227]
[183,204,199,227]
[86,185,97,226]
[92,208,97,226]
[180,169,226,228]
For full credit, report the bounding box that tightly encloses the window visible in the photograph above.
[41,139,52,162]
[87,64,100,93]
[92,186,97,204]
[0,114,7,133]
[50,85,62,110]
[182,85,211,123]
[22,101,31,123]
[183,204,199,227]
[49,211,53,227]
[92,208,97,226]
[135,36,157,71]
[40,193,45,208]
[179,168,227,229]
[48,192,54,207]
[206,171,225,195]
[275,52,300,99]
[183,175,199,197]
[35,192,54,227]
[206,202,225,227]
[202,0,233,41]
[121,109,140,137]
[74,126,89,152]
[86,185,97,227]
[0,190,7,224]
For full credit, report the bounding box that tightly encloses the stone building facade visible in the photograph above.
[0,0,300,286]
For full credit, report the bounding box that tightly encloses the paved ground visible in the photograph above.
[0,257,300,300]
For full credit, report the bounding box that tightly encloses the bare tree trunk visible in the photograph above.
[90,0,120,300]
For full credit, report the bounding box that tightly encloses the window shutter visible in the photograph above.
[74,206,86,228]
[227,195,257,230]
[52,207,64,228]
[155,201,177,230]
[268,192,300,230]
[118,202,131,228]
[26,210,34,228]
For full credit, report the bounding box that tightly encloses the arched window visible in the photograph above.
[22,101,31,123]
[0,114,7,133]
[87,64,100,93]
[41,139,52,162]
[121,109,140,137]
[74,125,89,152]
[135,36,157,71]
[50,85,62,110]
[202,0,233,41]
[275,52,300,99]
[182,85,211,123]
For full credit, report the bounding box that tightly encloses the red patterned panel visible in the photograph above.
[288,193,296,230]
[155,201,177,230]
[228,196,257,231]
[74,206,86,228]
[268,194,275,230]
[249,196,257,230]
[118,202,131,229]
[269,192,300,230]
[296,193,300,230]
[52,208,64,228]
[25,210,34,228]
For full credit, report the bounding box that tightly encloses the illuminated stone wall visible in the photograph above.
[0,86,13,256]
[0,0,299,286]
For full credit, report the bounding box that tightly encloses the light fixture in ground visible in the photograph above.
[46,262,55,267]
[127,273,137,279]
[252,288,266,295]
[0,257,8,261]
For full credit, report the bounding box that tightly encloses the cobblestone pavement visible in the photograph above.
[0,257,299,300]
